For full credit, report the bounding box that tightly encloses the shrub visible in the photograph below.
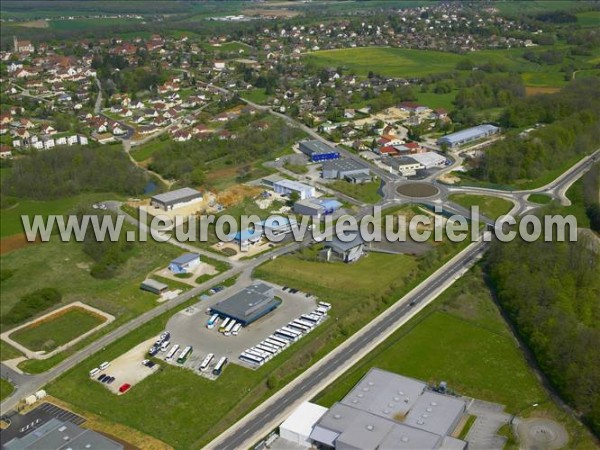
[3,288,62,325]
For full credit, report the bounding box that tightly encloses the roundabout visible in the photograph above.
[395,182,441,199]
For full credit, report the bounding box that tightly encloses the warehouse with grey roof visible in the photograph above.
[299,140,341,162]
[150,187,203,211]
[210,283,280,325]
[437,124,500,148]
[322,159,372,183]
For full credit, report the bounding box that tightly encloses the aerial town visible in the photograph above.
[0,1,598,450]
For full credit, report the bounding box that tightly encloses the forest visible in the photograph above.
[2,144,150,201]
[469,78,600,184]
[487,231,600,435]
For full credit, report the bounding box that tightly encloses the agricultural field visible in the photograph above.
[10,307,106,353]
[49,18,138,30]
[415,90,458,111]
[313,267,596,449]
[576,10,600,27]
[448,194,514,220]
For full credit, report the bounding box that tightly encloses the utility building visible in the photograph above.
[168,253,200,274]
[273,179,315,200]
[322,159,372,183]
[437,124,500,148]
[299,139,341,162]
[150,187,202,211]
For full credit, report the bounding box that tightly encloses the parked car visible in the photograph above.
[119,383,131,393]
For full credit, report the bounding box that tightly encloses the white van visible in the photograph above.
[99,361,110,370]
[161,340,170,351]
[89,368,100,377]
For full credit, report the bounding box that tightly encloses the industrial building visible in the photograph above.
[273,179,315,200]
[211,283,280,325]
[280,368,468,450]
[299,140,341,162]
[168,253,200,274]
[140,278,169,295]
[257,215,297,236]
[3,418,123,450]
[323,235,364,263]
[228,228,262,247]
[383,155,423,177]
[293,198,343,218]
[322,159,372,183]
[437,124,500,148]
[409,152,447,169]
[150,187,203,211]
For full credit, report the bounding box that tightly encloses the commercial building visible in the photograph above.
[168,253,200,274]
[324,234,364,263]
[257,215,297,236]
[383,155,423,176]
[307,368,467,450]
[228,228,262,247]
[3,418,123,450]
[294,198,343,218]
[299,139,341,162]
[437,124,500,148]
[322,159,372,183]
[140,279,169,295]
[211,283,279,325]
[150,187,202,211]
[273,179,315,200]
[410,152,447,169]
[261,173,286,187]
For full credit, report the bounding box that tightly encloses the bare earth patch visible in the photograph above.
[525,86,561,96]
[0,235,41,255]
[17,20,49,28]
[242,8,300,18]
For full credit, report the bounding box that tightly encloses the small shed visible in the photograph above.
[140,279,169,295]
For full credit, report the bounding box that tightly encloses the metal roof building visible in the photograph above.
[437,124,500,148]
[294,197,343,217]
[140,278,169,295]
[3,418,123,450]
[150,187,203,211]
[273,179,316,200]
[322,158,370,181]
[279,401,328,447]
[299,140,341,162]
[308,368,467,450]
[211,283,280,325]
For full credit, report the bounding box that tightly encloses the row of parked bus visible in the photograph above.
[239,302,331,367]
[196,353,228,376]
[207,314,242,336]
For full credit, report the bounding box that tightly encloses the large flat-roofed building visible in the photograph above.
[211,283,280,325]
[437,124,500,148]
[324,234,364,263]
[409,151,447,169]
[273,179,315,200]
[383,155,423,177]
[150,187,202,211]
[322,158,371,183]
[257,215,297,236]
[3,418,123,450]
[308,368,467,450]
[279,401,328,448]
[294,197,342,218]
[299,140,341,162]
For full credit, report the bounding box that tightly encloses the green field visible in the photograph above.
[0,340,23,361]
[448,194,514,220]
[329,180,382,204]
[313,267,597,449]
[10,307,106,353]
[0,379,14,401]
[241,88,270,105]
[576,11,600,27]
[1,193,119,238]
[130,139,167,163]
[527,193,552,204]
[415,90,458,110]
[49,18,141,30]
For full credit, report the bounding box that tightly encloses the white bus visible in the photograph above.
[318,302,332,311]
[207,314,219,329]
[212,357,228,375]
[265,338,286,349]
[240,353,264,366]
[296,319,316,329]
[250,349,272,361]
[166,344,180,361]
[177,345,193,364]
[219,317,231,333]
[315,307,329,316]
[301,314,319,324]
[275,330,297,342]
[257,344,278,355]
[268,336,289,346]
[289,321,310,333]
[232,323,242,336]
[281,326,302,337]
[160,340,171,351]
[262,343,281,353]
[224,320,237,336]
[199,353,214,371]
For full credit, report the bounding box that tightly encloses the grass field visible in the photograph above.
[415,90,458,110]
[550,177,591,228]
[313,267,597,449]
[448,194,514,220]
[241,88,270,105]
[576,11,600,27]
[0,340,23,361]
[329,180,382,204]
[10,307,106,353]
[130,139,167,163]
[0,193,121,239]
[49,18,140,30]
[527,193,552,204]
[0,379,14,401]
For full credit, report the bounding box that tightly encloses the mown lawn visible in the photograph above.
[527,193,552,204]
[415,90,457,110]
[241,88,270,105]
[0,340,23,361]
[448,194,514,220]
[0,379,14,401]
[313,267,597,449]
[10,307,106,352]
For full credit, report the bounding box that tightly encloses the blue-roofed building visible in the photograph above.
[294,198,343,218]
[228,228,262,247]
[299,140,341,162]
[437,124,500,148]
[168,253,200,274]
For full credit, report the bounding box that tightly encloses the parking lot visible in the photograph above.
[158,281,318,376]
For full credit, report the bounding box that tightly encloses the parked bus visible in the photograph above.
[224,320,237,336]
[249,348,272,361]
[301,314,319,324]
[318,302,332,311]
[166,344,180,361]
[219,317,231,333]
[177,345,193,364]
[275,330,297,342]
[290,321,310,332]
[232,323,242,336]
[281,326,302,337]
[262,342,281,353]
[268,336,289,347]
[207,314,219,329]
[212,356,228,375]
[240,353,264,366]
[199,353,214,371]
[257,344,278,355]
[315,306,329,316]
[296,319,316,329]
[265,338,286,349]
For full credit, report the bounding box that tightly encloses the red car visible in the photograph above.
[118,383,131,393]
